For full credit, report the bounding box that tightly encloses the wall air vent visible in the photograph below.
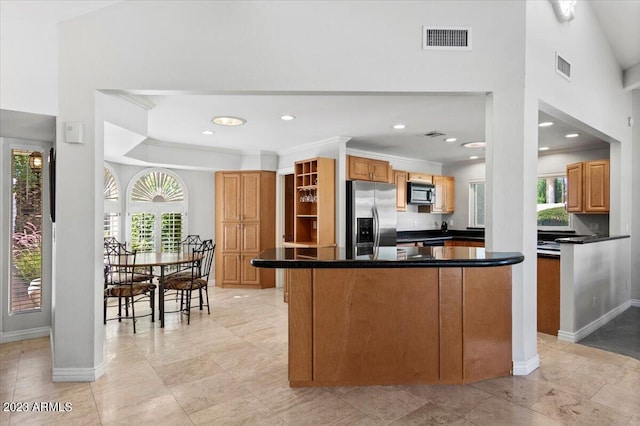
[556,52,571,81]
[424,131,446,138]
[422,26,471,50]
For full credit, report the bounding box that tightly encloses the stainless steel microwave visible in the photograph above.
[407,182,435,205]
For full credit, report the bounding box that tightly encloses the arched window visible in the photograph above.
[127,168,187,253]
[104,164,121,239]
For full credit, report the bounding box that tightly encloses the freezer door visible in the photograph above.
[374,183,397,247]
[352,181,375,220]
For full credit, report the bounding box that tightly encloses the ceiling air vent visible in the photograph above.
[424,130,446,138]
[422,26,471,50]
[556,52,571,81]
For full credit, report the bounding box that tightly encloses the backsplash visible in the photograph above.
[572,214,609,236]
[397,204,448,231]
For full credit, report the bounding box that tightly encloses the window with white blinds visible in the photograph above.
[103,213,120,240]
[127,169,188,253]
[104,165,121,239]
[131,212,156,252]
[161,213,184,253]
[10,149,43,313]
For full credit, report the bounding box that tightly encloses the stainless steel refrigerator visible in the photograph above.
[346,181,397,258]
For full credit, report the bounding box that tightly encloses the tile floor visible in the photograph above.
[1,286,639,425]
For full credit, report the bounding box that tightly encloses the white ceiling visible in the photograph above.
[1,0,631,165]
[589,0,640,70]
[143,93,488,163]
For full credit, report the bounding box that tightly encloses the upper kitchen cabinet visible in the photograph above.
[431,175,455,214]
[215,171,276,289]
[566,160,609,213]
[293,157,336,246]
[347,155,390,182]
[394,170,408,211]
[407,172,433,184]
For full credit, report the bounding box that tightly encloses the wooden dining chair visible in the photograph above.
[104,246,156,333]
[163,239,215,324]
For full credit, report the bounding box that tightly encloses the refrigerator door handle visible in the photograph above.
[372,205,380,247]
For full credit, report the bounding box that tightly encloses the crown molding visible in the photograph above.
[278,136,351,156]
[114,93,156,111]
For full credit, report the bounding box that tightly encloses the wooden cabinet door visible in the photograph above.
[221,223,241,252]
[221,173,241,221]
[370,159,390,182]
[408,172,433,183]
[241,254,260,285]
[584,160,609,212]
[348,156,372,181]
[432,175,445,213]
[394,170,408,211]
[241,222,260,252]
[566,162,583,212]
[444,176,455,213]
[241,172,261,221]
[465,240,484,247]
[221,253,241,285]
[537,257,560,335]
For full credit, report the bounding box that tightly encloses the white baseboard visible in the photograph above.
[0,326,50,343]
[513,354,540,375]
[52,362,106,382]
[558,300,632,343]
[631,299,640,308]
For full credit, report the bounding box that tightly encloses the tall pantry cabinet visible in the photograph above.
[215,171,276,289]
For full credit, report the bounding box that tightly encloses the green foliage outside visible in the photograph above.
[131,213,155,252]
[537,206,569,226]
[130,212,183,253]
[14,250,41,282]
[537,179,547,204]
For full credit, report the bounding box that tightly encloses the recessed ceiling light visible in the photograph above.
[565,133,579,138]
[462,141,486,148]
[538,146,550,151]
[393,124,406,130]
[469,156,479,160]
[444,137,457,142]
[538,121,554,127]
[202,130,214,135]
[281,114,296,121]
[212,116,246,126]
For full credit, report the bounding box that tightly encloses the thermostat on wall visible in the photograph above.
[65,122,84,144]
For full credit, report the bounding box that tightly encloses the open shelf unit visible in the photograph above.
[293,158,335,246]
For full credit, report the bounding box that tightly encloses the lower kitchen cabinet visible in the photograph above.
[537,256,560,335]
[444,239,484,247]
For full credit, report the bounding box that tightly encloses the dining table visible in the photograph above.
[107,251,203,328]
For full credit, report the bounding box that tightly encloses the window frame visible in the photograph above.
[125,168,188,252]
[536,172,572,231]
[468,180,485,228]
[103,163,121,240]
[468,174,573,231]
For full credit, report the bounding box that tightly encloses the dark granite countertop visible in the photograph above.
[556,234,630,244]
[251,246,524,269]
[396,229,484,243]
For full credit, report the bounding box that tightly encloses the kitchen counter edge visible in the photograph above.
[555,234,630,244]
[251,248,524,269]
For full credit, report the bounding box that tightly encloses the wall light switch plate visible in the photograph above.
[65,122,84,144]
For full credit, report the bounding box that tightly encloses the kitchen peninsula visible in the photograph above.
[252,246,524,387]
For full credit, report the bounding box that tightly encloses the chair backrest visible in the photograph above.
[194,239,215,282]
[180,234,203,254]
[104,237,125,256]
[105,245,137,286]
